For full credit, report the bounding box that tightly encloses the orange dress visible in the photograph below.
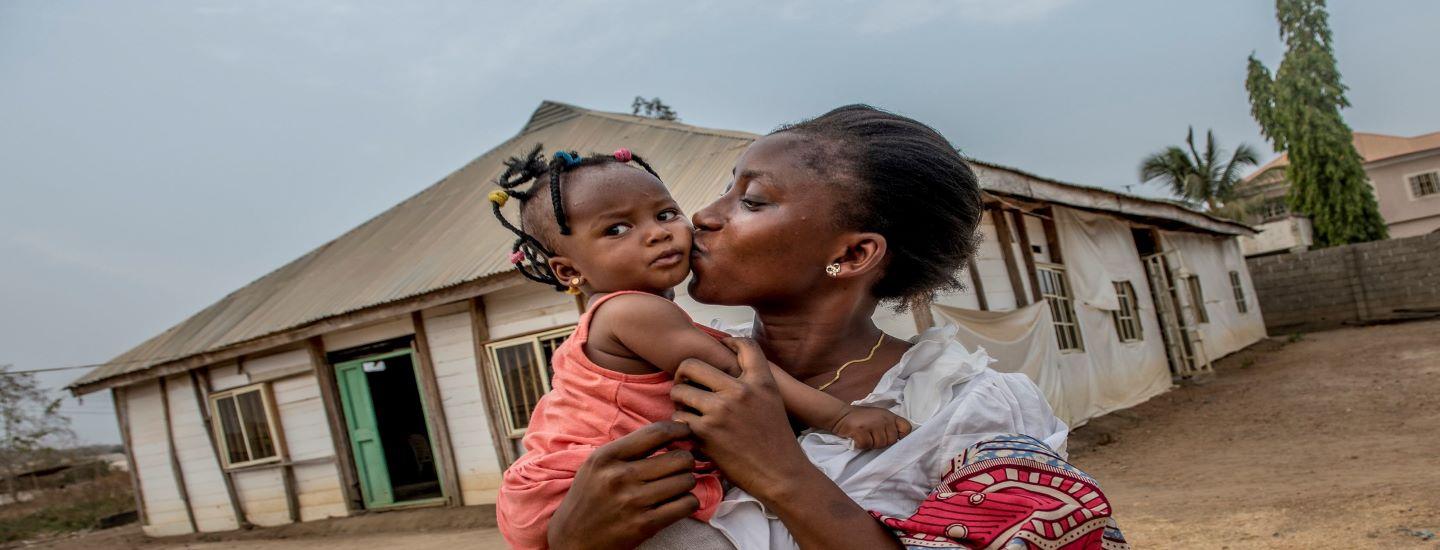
[496,291,726,550]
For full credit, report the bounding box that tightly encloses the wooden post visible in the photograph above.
[1041,210,1065,264]
[411,311,463,507]
[988,206,1029,306]
[189,369,248,529]
[158,376,199,533]
[259,381,301,524]
[308,337,363,512]
[469,297,517,468]
[967,256,989,311]
[911,298,936,333]
[1012,210,1044,301]
[573,293,587,314]
[112,387,149,526]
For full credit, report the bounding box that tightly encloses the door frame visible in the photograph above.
[334,347,449,509]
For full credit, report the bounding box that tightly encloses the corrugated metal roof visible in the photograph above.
[68,101,1247,391]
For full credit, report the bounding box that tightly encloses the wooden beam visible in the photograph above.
[988,206,1029,307]
[468,297,517,469]
[1040,210,1065,264]
[189,369,248,529]
[1012,209,1044,303]
[967,256,989,311]
[72,272,526,396]
[411,311,463,507]
[308,337,363,513]
[158,376,199,533]
[260,382,301,524]
[911,298,935,333]
[112,387,149,526]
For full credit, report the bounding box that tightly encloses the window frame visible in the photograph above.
[1185,275,1210,324]
[1111,281,1144,343]
[1036,264,1084,353]
[485,326,576,438]
[208,383,284,470]
[1406,170,1440,200]
[1229,271,1249,314]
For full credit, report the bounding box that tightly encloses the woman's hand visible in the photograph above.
[671,338,903,549]
[546,421,701,550]
[670,337,814,491]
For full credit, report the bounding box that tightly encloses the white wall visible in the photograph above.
[421,306,506,505]
[162,375,238,532]
[484,283,581,340]
[127,379,192,537]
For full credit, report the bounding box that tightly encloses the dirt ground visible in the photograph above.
[1070,318,1440,549]
[19,319,1440,549]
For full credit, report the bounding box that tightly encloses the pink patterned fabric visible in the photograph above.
[870,435,1129,549]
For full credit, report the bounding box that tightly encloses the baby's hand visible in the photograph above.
[830,405,912,449]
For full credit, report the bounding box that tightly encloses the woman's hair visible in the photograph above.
[774,105,983,309]
[489,143,663,291]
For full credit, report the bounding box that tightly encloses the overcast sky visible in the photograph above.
[3,0,1437,444]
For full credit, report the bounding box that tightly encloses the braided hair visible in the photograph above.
[489,143,664,291]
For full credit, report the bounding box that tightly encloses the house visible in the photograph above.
[67,101,1266,536]
[1236,131,1440,256]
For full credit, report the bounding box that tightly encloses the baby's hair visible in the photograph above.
[489,143,663,291]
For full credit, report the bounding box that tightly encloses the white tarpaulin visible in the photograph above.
[1159,231,1269,358]
[931,206,1179,426]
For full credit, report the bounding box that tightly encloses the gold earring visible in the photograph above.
[825,263,841,278]
[565,277,582,295]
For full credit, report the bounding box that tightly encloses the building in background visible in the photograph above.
[1236,131,1440,256]
[68,102,1266,536]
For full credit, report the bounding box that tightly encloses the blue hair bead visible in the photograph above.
[554,151,582,167]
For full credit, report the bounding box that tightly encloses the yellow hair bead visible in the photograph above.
[488,190,510,207]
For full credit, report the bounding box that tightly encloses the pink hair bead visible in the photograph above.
[613,148,632,162]
[509,250,525,264]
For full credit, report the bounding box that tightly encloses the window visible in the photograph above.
[1185,275,1210,324]
[209,385,281,469]
[1111,281,1143,343]
[1259,197,1289,222]
[1036,266,1083,351]
[1410,171,1440,198]
[1229,271,1248,314]
[486,327,575,436]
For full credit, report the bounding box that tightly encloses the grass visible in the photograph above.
[0,470,134,544]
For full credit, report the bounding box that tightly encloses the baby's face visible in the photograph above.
[551,164,693,295]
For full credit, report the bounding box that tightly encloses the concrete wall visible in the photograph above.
[1246,232,1440,333]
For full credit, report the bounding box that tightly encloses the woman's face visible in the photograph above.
[688,132,850,307]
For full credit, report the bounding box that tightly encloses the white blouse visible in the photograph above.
[709,324,1070,550]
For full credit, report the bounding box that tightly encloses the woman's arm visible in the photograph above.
[544,422,702,550]
[601,294,853,432]
[670,338,903,550]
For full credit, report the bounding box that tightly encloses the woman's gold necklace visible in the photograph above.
[815,332,887,392]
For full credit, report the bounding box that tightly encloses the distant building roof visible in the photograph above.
[1243,131,1440,184]
[68,101,1251,394]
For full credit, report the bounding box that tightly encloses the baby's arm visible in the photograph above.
[593,293,910,448]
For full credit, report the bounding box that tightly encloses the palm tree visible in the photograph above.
[1139,127,1261,212]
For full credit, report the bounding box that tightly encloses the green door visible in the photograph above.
[336,354,397,508]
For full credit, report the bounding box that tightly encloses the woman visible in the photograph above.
[543,106,1122,549]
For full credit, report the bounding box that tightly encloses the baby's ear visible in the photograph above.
[548,256,582,281]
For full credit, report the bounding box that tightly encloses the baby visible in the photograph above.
[493,145,910,549]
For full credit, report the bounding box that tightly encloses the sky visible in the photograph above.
[2,0,1437,445]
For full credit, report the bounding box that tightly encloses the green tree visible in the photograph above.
[1,365,74,500]
[631,96,678,121]
[1139,126,1260,212]
[1246,0,1386,246]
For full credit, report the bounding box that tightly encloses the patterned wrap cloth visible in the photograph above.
[870,435,1129,550]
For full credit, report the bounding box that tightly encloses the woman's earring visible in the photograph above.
[825,263,841,278]
[565,277,582,295]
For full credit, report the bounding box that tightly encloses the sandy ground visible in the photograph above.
[1069,318,1440,549]
[21,319,1440,549]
